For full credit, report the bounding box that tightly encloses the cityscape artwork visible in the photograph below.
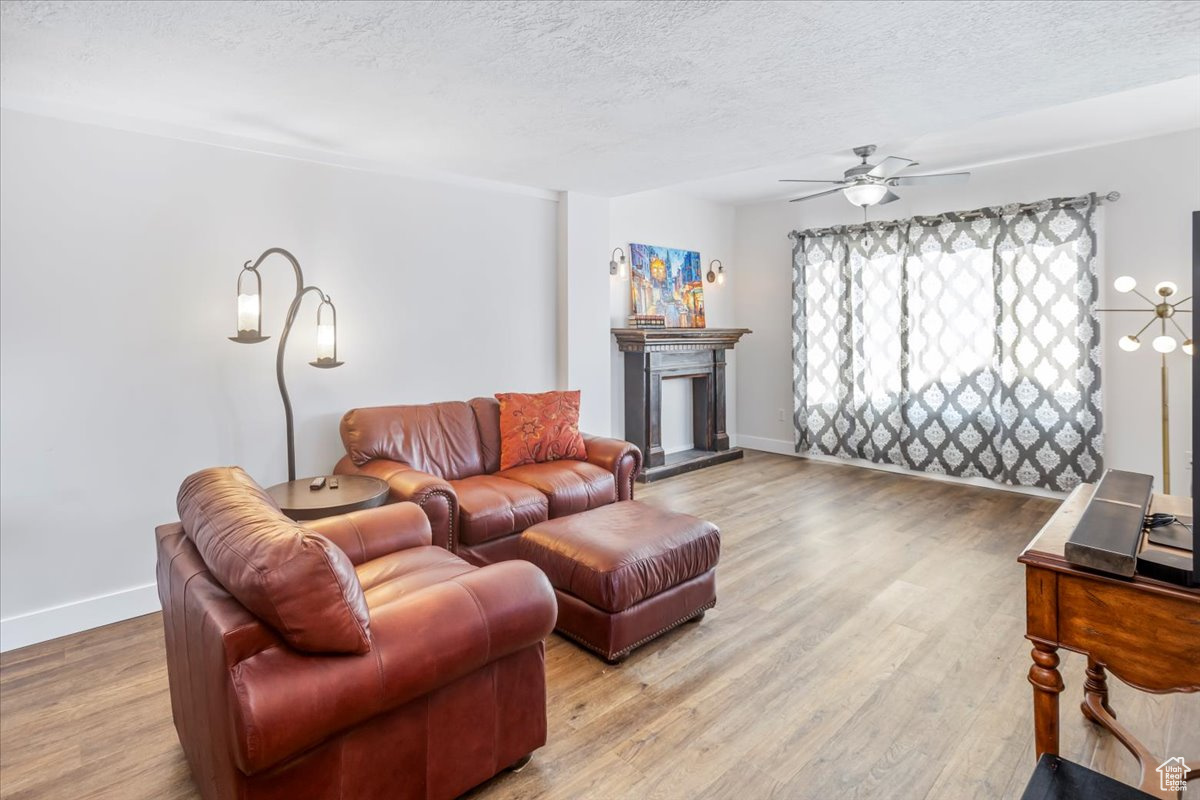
[629,243,706,328]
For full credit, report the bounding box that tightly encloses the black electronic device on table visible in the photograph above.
[1064,469,1195,586]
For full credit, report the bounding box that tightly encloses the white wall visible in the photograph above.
[558,192,613,435]
[609,191,739,451]
[0,109,560,650]
[734,129,1198,494]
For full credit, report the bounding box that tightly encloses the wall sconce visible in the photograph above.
[610,247,628,277]
[706,259,725,285]
[1101,275,1192,493]
[229,247,345,481]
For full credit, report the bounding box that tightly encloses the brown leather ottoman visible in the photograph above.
[517,500,720,662]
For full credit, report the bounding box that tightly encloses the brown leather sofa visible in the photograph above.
[334,397,642,564]
[156,466,557,800]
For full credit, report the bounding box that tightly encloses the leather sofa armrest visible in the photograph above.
[335,456,459,552]
[227,561,556,775]
[305,502,432,565]
[583,435,642,501]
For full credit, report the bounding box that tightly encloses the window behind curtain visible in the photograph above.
[791,196,1103,492]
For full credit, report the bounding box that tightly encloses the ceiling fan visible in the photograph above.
[781,145,970,207]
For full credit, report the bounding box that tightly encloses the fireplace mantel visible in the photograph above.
[612,327,751,353]
[613,327,752,482]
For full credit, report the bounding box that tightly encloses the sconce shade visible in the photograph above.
[230,266,269,343]
[707,259,725,284]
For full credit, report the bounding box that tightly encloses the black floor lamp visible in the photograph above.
[229,247,344,481]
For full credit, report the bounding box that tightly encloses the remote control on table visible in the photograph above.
[309,476,326,491]
[328,477,339,490]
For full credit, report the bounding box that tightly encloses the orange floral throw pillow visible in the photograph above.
[496,390,587,471]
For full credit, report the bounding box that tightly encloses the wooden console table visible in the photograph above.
[1019,484,1199,798]
[613,327,750,482]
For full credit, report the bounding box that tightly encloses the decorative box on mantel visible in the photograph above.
[613,327,751,482]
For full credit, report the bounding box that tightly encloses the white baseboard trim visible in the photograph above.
[1,582,159,653]
[735,434,1066,500]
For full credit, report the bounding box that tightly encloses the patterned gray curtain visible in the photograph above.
[791,195,1103,491]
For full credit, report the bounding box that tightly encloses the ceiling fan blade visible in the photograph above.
[778,179,844,184]
[876,190,901,205]
[891,172,971,186]
[867,156,916,179]
[789,186,844,203]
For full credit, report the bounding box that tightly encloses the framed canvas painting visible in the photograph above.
[629,242,706,328]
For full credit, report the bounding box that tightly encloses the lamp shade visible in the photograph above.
[1155,281,1178,297]
[1118,335,1141,352]
[316,321,336,360]
[1152,335,1177,353]
[230,265,268,343]
[1183,338,1195,356]
[310,298,343,368]
[237,293,260,333]
[1112,276,1137,293]
[843,183,888,207]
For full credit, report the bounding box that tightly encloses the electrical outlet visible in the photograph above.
[777,408,786,422]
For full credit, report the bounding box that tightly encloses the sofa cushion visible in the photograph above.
[177,467,372,654]
[498,461,617,518]
[469,396,502,474]
[495,390,586,471]
[517,500,720,613]
[341,401,485,480]
[451,475,549,546]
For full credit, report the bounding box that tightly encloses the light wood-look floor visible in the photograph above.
[2,451,1196,799]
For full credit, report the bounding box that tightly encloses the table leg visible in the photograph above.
[1081,657,1115,723]
[1028,642,1064,759]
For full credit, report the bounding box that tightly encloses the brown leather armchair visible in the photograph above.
[335,397,641,565]
[156,466,557,800]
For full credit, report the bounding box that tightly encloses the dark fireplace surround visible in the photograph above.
[613,327,751,482]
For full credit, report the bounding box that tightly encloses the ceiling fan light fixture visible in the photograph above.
[843,183,888,207]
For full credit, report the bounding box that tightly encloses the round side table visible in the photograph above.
[265,475,389,521]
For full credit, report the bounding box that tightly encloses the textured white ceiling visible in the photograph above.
[2,0,1199,198]
[676,75,1200,204]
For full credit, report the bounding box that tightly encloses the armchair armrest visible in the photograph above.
[305,502,432,565]
[335,456,459,551]
[583,435,642,500]
[227,561,556,775]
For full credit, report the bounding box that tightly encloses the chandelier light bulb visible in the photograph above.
[1183,338,1195,356]
[1112,276,1137,293]
[1152,335,1177,353]
[1154,281,1178,297]
[1118,335,1141,352]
